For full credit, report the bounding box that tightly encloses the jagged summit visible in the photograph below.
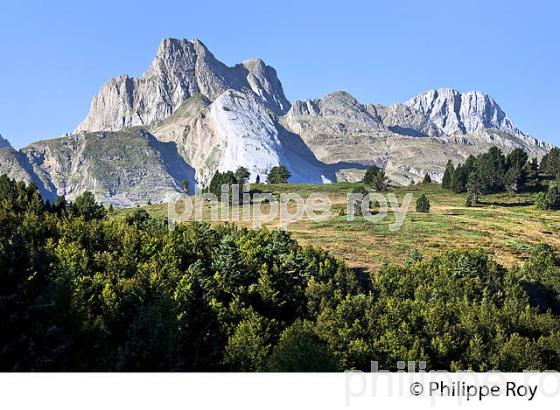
[0,134,11,148]
[76,38,290,132]
[405,88,519,135]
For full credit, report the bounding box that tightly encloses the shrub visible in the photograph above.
[535,192,548,210]
[351,185,371,216]
[546,184,560,209]
[416,194,430,213]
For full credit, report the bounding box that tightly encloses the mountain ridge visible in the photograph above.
[0,38,554,206]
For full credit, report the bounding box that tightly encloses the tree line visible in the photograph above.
[440,146,560,208]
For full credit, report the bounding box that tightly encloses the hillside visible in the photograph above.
[124,182,560,272]
[3,174,560,372]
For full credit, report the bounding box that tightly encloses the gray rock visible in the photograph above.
[150,90,334,187]
[21,129,195,206]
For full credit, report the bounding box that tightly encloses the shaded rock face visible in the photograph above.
[0,134,11,148]
[367,103,443,138]
[76,38,290,132]
[0,146,38,186]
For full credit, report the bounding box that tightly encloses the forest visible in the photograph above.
[1,172,560,371]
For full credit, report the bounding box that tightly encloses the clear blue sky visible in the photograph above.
[1,0,558,148]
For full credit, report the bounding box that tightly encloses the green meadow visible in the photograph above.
[120,182,559,273]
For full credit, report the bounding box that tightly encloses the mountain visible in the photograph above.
[149,90,332,186]
[0,39,554,206]
[280,90,550,184]
[76,38,289,132]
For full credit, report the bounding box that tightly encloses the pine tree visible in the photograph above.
[546,183,560,210]
[476,146,506,193]
[235,167,251,185]
[181,179,189,193]
[363,165,388,192]
[451,164,468,193]
[504,167,522,194]
[467,170,482,204]
[541,147,560,178]
[442,160,454,189]
[423,173,432,184]
[525,157,539,181]
[73,191,106,221]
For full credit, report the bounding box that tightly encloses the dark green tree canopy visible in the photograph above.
[2,175,560,372]
[235,166,251,185]
[447,147,533,195]
[72,191,107,220]
[541,148,560,178]
[442,160,455,189]
[266,165,290,184]
[363,165,388,191]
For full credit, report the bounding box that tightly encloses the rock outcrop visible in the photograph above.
[0,144,37,185]
[150,90,333,186]
[20,129,194,206]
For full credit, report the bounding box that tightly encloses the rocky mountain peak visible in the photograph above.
[76,38,289,132]
[405,88,519,135]
[0,134,11,148]
[288,91,378,121]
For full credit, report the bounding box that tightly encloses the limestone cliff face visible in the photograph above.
[0,134,11,148]
[76,38,290,132]
[0,145,37,185]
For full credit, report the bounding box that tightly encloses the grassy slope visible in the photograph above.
[119,182,560,273]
